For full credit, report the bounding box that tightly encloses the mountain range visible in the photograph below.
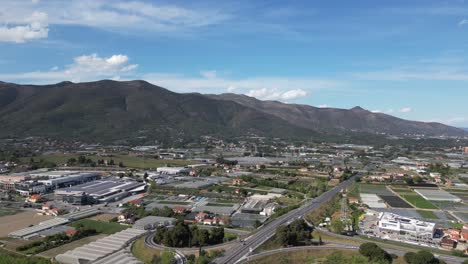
[0,80,465,144]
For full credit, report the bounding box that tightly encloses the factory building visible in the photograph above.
[55,177,146,204]
[38,172,100,189]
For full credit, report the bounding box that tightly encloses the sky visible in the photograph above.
[0,0,467,127]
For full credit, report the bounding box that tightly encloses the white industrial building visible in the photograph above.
[378,212,435,239]
[133,216,176,230]
[38,172,100,189]
[156,167,190,175]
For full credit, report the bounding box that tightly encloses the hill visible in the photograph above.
[0,80,465,144]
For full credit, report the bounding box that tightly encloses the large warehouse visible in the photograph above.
[55,177,146,204]
[38,172,100,189]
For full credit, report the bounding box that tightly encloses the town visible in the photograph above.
[0,136,467,264]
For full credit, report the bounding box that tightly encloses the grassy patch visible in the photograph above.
[450,222,464,229]
[0,208,19,217]
[71,219,128,234]
[417,210,439,219]
[248,249,365,264]
[391,188,413,193]
[131,237,161,264]
[38,234,106,258]
[224,232,238,242]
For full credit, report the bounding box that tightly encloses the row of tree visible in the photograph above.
[153,220,225,248]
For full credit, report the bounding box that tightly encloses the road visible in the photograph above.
[214,176,357,264]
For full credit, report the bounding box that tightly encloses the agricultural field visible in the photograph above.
[70,219,128,234]
[393,189,438,209]
[453,212,468,222]
[358,184,392,195]
[379,195,412,208]
[416,210,439,219]
[358,184,411,208]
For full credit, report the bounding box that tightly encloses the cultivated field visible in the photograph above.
[379,195,412,208]
[358,184,392,195]
[0,211,53,237]
[393,189,438,209]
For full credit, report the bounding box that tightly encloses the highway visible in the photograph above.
[214,176,357,264]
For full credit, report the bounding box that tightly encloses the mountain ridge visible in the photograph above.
[0,80,465,144]
[208,93,464,137]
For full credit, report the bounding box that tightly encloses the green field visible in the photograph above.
[22,153,195,169]
[391,188,413,193]
[417,210,439,219]
[396,192,438,209]
[358,184,392,195]
[71,219,129,234]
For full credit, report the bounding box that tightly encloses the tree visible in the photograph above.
[404,251,441,264]
[118,161,125,167]
[209,227,224,245]
[172,221,190,247]
[276,226,289,246]
[359,242,392,263]
[318,235,323,245]
[198,229,210,247]
[330,219,344,234]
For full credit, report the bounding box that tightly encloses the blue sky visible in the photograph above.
[0,0,467,126]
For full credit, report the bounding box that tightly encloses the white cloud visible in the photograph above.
[246,88,308,100]
[459,19,468,26]
[399,107,412,113]
[318,104,330,108]
[200,70,217,79]
[227,86,236,92]
[143,73,338,96]
[0,53,137,83]
[445,117,467,125]
[371,110,382,113]
[0,0,229,35]
[0,12,48,43]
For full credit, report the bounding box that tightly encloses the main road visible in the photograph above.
[214,175,357,264]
